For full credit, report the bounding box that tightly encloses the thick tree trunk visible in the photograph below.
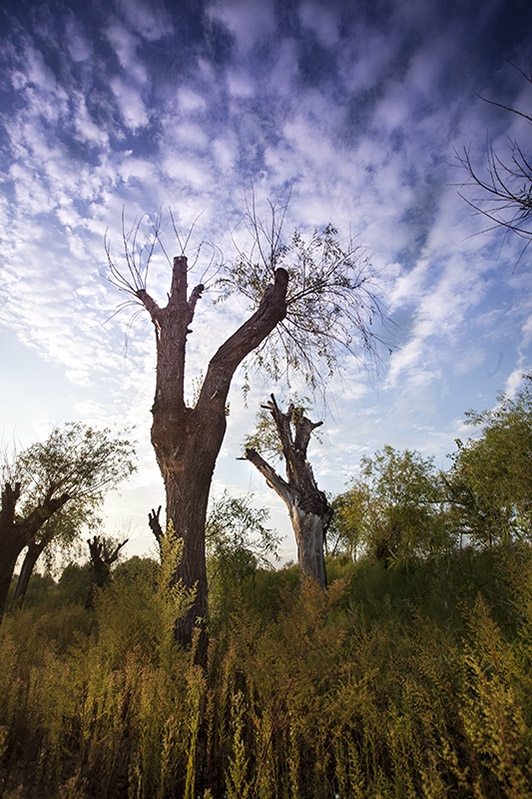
[290,507,328,588]
[137,257,289,645]
[245,396,332,589]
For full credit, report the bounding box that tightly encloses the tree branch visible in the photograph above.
[15,492,70,546]
[188,284,205,315]
[136,289,162,322]
[196,268,289,414]
[0,482,21,533]
[244,448,293,508]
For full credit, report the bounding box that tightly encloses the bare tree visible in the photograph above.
[458,62,532,260]
[107,204,382,644]
[244,396,332,587]
[148,504,164,548]
[87,535,129,589]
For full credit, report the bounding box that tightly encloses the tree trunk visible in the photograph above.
[290,505,328,588]
[0,481,70,619]
[245,396,332,589]
[12,538,47,608]
[137,258,289,645]
[85,535,129,608]
[0,548,22,619]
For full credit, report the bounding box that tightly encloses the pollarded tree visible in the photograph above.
[244,395,332,588]
[0,423,135,617]
[107,205,382,644]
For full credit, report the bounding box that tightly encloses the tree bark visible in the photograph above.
[245,396,332,588]
[0,482,69,619]
[12,537,47,608]
[138,258,289,645]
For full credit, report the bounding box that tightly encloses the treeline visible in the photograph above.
[328,375,532,563]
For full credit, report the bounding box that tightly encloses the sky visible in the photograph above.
[0,0,531,563]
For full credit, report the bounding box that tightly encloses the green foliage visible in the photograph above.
[12,422,136,569]
[445,375,532,547]
[333,446,453,565]
[217,212,382,388]
[206,492,280,624]
[327,482,370,559]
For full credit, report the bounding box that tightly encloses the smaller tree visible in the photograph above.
[0,423,135,617]
[327,483,370,560]
[244,395,332,587]
[444,375,532,547]
[206,491,279,580]
[87,535,129,589]
[350,446,451,566]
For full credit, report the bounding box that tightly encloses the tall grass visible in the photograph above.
[0,546,531,797]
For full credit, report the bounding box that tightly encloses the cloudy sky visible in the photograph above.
[1,0,531,561]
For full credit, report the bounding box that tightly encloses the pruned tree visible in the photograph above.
[0,423,135,618]
[87,535,129,589]
[107,204,382,643]
[458,61,532,260]
[148,504,164,549]
[244,395,332,587]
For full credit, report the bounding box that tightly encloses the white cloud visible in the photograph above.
[106,22,148,84]
[110,76,149,129]
[1,0,530,555]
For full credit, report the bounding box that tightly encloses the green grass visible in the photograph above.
[0,546,531,797]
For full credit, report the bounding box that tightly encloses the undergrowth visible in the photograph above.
[0,546,531,797]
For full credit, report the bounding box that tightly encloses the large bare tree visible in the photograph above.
[244,396,332,587]
[107,207,382,644]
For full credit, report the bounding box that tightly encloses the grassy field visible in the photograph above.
[0,546,531,798]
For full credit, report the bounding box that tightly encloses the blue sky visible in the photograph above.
[0,0,531,561]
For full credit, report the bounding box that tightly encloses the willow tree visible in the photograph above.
[244,395,332,587]
[107,208,382,644]
[0,423,135,618]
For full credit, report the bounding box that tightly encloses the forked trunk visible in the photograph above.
[0,482,69,619]
[136,257,289,646]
